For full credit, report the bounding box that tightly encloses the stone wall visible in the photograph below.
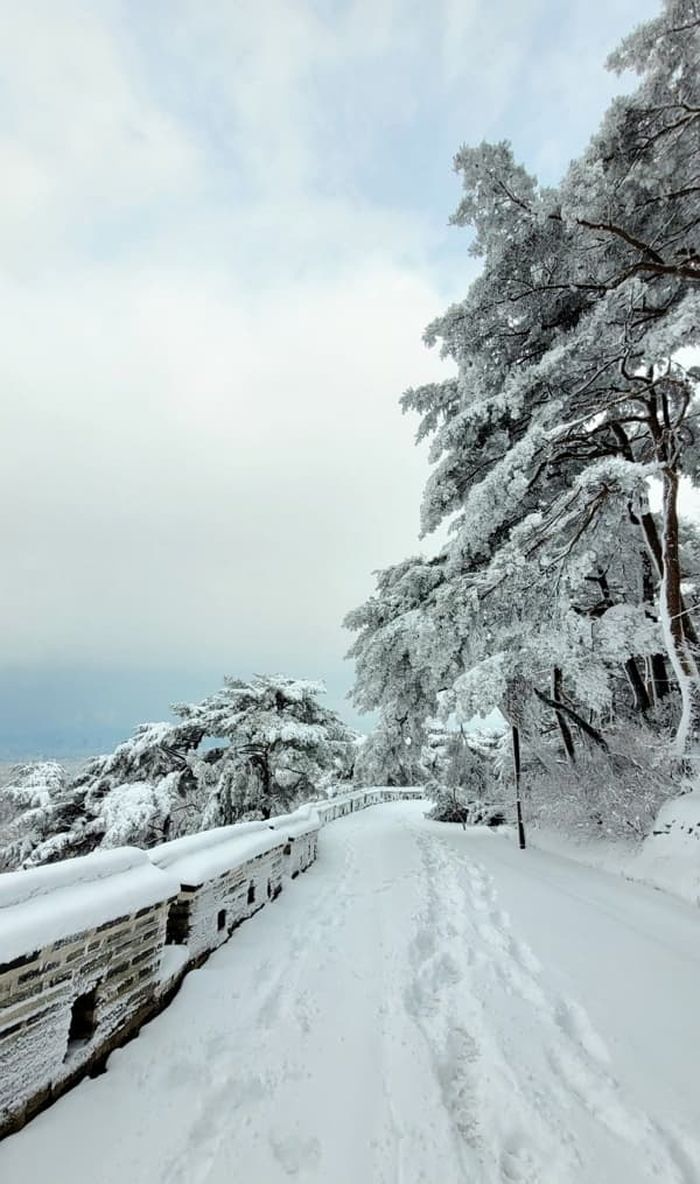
[0,899,173,1134]
[0,849,178,1137]
[0,787,422,1139]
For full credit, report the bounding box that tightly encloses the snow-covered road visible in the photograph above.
[2,801,699,1184]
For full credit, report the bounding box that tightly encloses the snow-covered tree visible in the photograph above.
[400,0,700,760]
[344,556,456,780]
[10,675,355,868]
[0,761,66,870]
[348,1,699,832]
[173,675,356,821]
[352,712,424,787]
[23,720,206,865]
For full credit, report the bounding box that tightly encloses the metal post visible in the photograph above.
[511,723,526,850]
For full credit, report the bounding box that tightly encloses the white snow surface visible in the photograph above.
[526,787,700,908]
[0,848,178,964]
[149,808,319,879]
[149,820,274,869]
[156,830,286,891]
[269,805,320,838]
[2,801,699,1183]
[148,807,320,889]
[631,788,700,905]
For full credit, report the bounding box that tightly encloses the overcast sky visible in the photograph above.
[0,0,660,756]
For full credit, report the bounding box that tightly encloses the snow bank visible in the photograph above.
[0,847,179,965]
[519,788,700,908]
[0,848,144,909]
[629,789,700,906]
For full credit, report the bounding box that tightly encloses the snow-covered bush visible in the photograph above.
[427,784,505,828]
[524,726,677,841]
[424,728,505,826]
[22,721,206,866]
[631,786,700,904]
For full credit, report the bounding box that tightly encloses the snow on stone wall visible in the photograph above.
[314,787,424,823]
[0,788,423,1138]
[0,850,179,1137]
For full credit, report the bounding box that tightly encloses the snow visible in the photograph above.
[158,944,190,991]
[148,807,320,889]
[520,787,700,908]
[154,830,286,891]
[100,778,173,848]
[2,801,698,1183]
[150,820,274,870]
[0,848,179,964]
[0,846,146,908]
[630,788,700,905]
[269,805,320,839]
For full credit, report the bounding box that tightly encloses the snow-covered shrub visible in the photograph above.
[22,721,206,867]
[99,778,177,848]
[427,783,505,827]
[524,726,677,841]
[425,730,505,826]
[631,786,700,904]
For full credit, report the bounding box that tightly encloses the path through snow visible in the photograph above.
[1,802,699,1183]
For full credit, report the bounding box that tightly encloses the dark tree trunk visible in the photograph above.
[651,652,670,702]
[552,667,576,762]
[624,657,653,715]
[533,688,609,751]
[592,570,652,717]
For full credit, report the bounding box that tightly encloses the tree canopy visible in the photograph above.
[347,0,700,827]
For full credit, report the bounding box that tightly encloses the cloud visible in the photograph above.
[0,0,662,750]
[0,1,199,271]
[1,255,449,672]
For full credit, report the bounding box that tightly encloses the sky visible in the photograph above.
[0,0,661,757]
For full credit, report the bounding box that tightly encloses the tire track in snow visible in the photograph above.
[404,832,700,1184]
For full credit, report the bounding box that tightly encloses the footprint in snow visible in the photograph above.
[269,1131,321,1176]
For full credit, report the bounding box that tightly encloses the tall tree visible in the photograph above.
[401,0,700,756]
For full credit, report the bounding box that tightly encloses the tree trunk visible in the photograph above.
[639,550,672,703]
[623,657,652,715]
[637,503,699,647]
[552,668,576,761]
[533,688,609,750]
[651,652,670,702]
[658,467,700,758]
[593,571,653,718]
